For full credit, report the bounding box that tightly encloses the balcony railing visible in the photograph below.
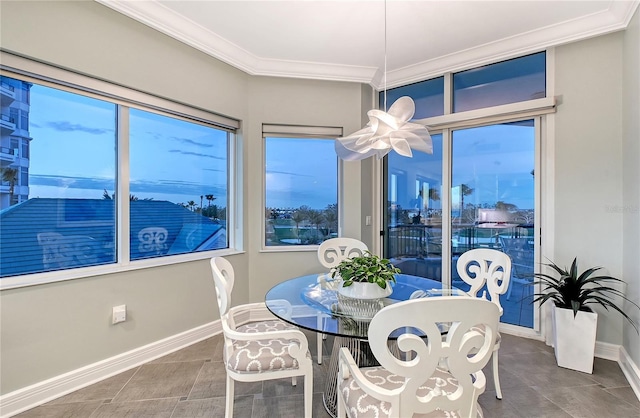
[0,114,16,133]
[0,81,15,92]
[387,223,534,259]
[0,82,16,105]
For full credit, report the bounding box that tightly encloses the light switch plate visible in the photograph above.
[112,305,126,324]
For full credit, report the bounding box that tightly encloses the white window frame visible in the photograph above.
[378,50,556,339]
[0,51,243,290]
[261,124,343,252]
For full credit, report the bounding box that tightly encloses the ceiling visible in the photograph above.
[96,1,638,89]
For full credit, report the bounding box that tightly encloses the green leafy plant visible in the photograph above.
[532,257,639,333]
[331,251,400,289]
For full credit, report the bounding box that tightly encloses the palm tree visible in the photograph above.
[291,210,306,244]
[187,200,196,211]
[205,194,215,209]
[1,167,18,204]
[307,209,325,240]
[460,184,474,214]
[323,204,338,236]
[102,190,144,201]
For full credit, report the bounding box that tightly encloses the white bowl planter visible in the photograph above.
[552,306,597,374]
[337,281,393,299]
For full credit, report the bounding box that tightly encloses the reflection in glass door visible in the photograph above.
[384,121,536,329]
[385,134,445,282]
[451,121,535,328]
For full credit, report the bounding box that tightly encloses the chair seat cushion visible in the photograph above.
[339,366,482,418]
[237,319,296,333]
[227,320,307,373]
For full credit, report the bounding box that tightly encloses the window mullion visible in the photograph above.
[117,105,131,264]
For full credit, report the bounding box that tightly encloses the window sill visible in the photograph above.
[0,248,245,290]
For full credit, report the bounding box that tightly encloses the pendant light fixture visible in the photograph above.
[335,1,433,161]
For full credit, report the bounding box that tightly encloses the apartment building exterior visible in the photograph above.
[0,76,31,209]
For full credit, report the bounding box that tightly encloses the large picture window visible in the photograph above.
[264,127,340,248]
[0,66,237,285]
[128,109,229,259]
[0,78,117,277]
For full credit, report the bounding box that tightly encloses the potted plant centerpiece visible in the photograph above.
[533,257,639,373]
[331,251,400,300]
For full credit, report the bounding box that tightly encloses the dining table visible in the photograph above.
[264,273,466,417]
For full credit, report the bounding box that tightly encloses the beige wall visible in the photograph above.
[1,0,639,398]
[622,7,640,367]
[0,0,364,394]
[554,32,627,343]
[244,75,364,302]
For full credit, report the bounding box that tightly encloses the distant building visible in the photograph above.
[0,76,32,209]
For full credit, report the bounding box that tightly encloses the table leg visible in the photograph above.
[323,335,378,418]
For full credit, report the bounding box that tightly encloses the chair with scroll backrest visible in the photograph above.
[316,237,369,364]
[456,248,511,400]
[37,232,100,269]
[210,257,313,418]
[337,297,500,418]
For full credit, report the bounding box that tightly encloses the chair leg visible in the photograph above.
[225,375,235,418]
[493,350,502,399]
[304,372,313,418]
[337,385,346,418]
[317,333,323,364]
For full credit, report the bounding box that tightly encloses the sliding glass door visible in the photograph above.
[385,120,536,329]
[451,121,535,328]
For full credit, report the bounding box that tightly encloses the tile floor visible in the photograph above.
[13,331,640,418]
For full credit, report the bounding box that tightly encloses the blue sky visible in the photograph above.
[389,123,535,211]
[23,77,533,214]
[28,83,230,207]
[265,137,337,209]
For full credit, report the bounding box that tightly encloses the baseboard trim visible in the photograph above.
[594,340,622,361]
[0,321,222,418]
[619,346,640,402]
[2,322,638,416]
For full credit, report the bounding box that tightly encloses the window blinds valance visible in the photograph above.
[0,50,240,130]
[262,124,343,138]
[416,97,556,132]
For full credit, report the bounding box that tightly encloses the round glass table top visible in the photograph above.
[265,273,466,339]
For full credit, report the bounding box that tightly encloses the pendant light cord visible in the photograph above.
[383,0,388,112]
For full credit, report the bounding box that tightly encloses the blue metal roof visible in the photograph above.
[0,198,224,278]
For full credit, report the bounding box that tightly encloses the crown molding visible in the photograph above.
[385,0,639,89]
[95,0,638,89]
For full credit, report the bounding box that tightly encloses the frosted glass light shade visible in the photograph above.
[335,96,433,161]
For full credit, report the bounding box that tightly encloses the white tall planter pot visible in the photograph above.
[552,306,597,374]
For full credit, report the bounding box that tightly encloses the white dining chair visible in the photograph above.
[316,237,369,364]
[337,296,500,418]
[210,257,313,418]
[456,248,512,400]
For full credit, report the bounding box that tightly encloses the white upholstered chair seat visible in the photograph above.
[227,337,306,373]
[229,321,310,372]
[339,366,484,418]
[211,257,313,417]
[237,319,296,333]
